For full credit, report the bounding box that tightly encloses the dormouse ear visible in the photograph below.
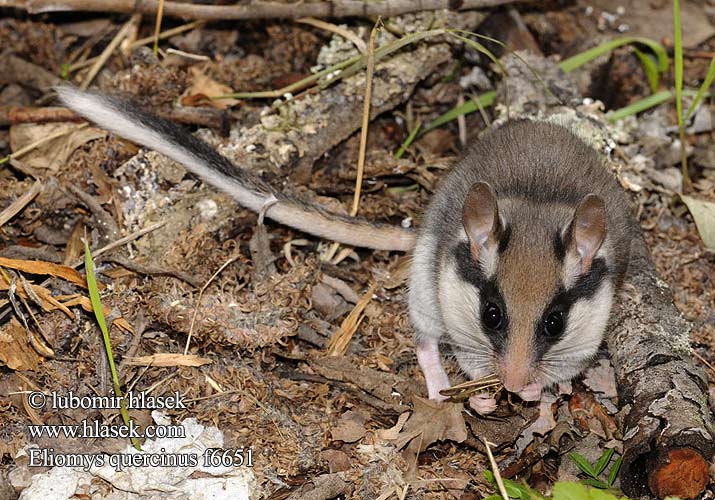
[566,194,607,273]
[463,182,500,259]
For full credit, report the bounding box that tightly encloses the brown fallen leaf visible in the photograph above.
[9,122,105,172]
[320,449,352,473]
[123,353,212,367]
[582,359,618,398]
[0,318,42,371]
[0,256,89,289]
[183,66,239,110]
[387,396,467,477]
[331,410,367,443]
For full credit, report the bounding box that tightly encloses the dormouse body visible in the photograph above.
[409,120,634,413]
[57,87,635,412]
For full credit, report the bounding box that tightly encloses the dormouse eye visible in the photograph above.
[482,302,503,330]
[544,311,564,337]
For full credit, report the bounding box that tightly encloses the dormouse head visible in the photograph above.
[442,181,614,395]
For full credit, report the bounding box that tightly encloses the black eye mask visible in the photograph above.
[535,258,610,357]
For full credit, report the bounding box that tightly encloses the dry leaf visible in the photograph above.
[123,353,212,367]
[681,195,715,249]
[0,256,89,288]
[331,410,367,443]
[389,397,467,478]
[320,449,351,473]
[184,66,239,110]
[0,318,42,371]
[392,397,467,451]
[515,398,558,455]
[9,123,105,172]
[582,359,618,398]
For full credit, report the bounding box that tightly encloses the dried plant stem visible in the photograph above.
[350,19,379,217]
[296,17,367,53]
[69,20,204,72]
[153,0,165,55]
[0,180,42,228]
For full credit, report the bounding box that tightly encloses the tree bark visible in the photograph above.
[1,0,530,20]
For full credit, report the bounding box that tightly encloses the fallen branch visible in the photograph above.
[4,0,530,20]
[497,52,715,500]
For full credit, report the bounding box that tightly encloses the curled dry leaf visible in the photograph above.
[0,318,42,371]
[391,397,468,452]
[387,397,467,478]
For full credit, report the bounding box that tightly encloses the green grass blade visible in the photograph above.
[448,32,500,67]
[685,57,715,120]
[633,46,660,93]
[607,90,673,121]
[84,240,141,451]
[559,36,668,74]
[421,90,497,134]
[582,478,609,489]
[568,452,598,478]
[594,448,615,476]
[674,0,684,128]
[673,0,690,189]
[608,456,623,487]
[394,120,422,159]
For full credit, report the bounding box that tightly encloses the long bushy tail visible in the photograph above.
[56,87,416,251]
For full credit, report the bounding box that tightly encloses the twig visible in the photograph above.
[5,0,533,20]
[0,221,167,323]
[153,0,165,55]
[0,180,42,228]
[89,221,166,260]
[80,13,142,90]
[0,106,82,126]
[296,17,367,53]
[69,20,204,72]
[165,47,210,61]
[484,439,509,500]
[100,254,202,287]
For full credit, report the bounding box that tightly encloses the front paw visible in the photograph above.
[469,393,497,415]
[518,383,542,401]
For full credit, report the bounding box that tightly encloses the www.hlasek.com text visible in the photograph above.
[28,419,185,440]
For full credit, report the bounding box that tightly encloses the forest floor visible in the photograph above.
[0,1,714,499]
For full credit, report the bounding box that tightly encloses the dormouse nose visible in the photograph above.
[499,360,530,394]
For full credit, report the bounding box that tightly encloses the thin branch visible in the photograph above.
[5,0,530,20]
